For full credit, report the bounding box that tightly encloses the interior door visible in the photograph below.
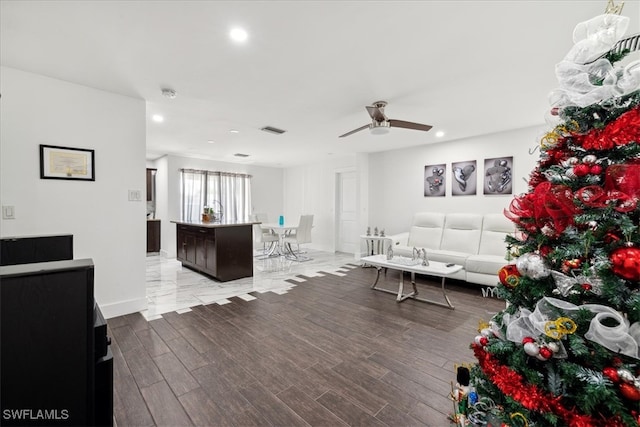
[336,171,357,254]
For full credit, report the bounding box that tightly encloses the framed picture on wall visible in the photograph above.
[424,163,446,197]
[483,156,512,195]
[451,160,477,196]
[40,145,95,181]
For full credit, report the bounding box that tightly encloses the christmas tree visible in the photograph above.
[469,5,640,427]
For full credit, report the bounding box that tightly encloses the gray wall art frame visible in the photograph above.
[424,163,446,197]
[483,156,512,195]
[452,160,477,196]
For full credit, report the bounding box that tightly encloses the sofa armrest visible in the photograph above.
[387,232,409,247]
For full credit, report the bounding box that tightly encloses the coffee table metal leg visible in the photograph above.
[368,267,455,309]
[407,275,455,309]
[370,266,382,289]
[396,272,417,302]
[440,276,454,308]
[370,267,403,298]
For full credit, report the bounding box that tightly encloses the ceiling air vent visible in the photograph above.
[234,153,250,158]
[260,126,286,135]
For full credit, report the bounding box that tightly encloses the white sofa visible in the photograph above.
[387,212,514,286]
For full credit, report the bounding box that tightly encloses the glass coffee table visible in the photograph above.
[360,254,462,309]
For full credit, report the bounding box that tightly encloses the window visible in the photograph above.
[180,169,252,223]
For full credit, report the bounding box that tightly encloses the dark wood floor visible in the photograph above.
[108,264,505,427]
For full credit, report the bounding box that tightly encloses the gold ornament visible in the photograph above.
[477,320,490,333]
[540,121,580,149]
[510,412,529,427]
[544,317,577,339]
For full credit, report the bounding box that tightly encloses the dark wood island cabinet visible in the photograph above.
[173,221,255,282]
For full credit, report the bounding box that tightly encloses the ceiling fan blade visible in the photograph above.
[339,124,370,138]
[366,105,387,122]
[389,119,433,132]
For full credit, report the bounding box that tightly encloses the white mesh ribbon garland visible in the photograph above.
[548,14,640,110]
[503,298,569,358]
[567,14,629,64]
[500,297,640,360]
[583,304,639,358]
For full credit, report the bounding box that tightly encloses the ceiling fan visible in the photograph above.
[339,101,432,138]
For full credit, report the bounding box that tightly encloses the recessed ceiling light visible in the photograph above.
[152,114,164,123]
[435,131,445,138]
[229,129,239,134]
[207,140,215,144]
[229,27,248,43]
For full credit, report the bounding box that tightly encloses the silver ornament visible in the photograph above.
[565,169,577,179]
[515,253,531,275]
[618,368,634,383]
[582,154,597,164]
[547,342,560,353]
[562,157,579,167]
[524,342,540,357]
[518,253,550,279]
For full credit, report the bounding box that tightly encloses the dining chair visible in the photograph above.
[283,214,313,261]
[251,213,278,257]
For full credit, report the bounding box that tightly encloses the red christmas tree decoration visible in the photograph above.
[609,246,640,282]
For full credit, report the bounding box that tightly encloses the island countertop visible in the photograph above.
[171,220,258,228]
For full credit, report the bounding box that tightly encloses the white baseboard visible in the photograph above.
[99,297,147,319]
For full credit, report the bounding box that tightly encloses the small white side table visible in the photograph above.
[360,235,391,256]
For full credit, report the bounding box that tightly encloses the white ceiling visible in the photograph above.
[2,1,639,167]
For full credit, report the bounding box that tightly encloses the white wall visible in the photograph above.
[0,66,147,318]
[283,154,357,253]
[368,125,544,235]
[155,155,284,258]
[281,127,544,257]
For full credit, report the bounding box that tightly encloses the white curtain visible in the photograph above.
[181,170,206,222]
[180,169,252,222]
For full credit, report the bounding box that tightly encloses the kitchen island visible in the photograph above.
[172,220,255,282]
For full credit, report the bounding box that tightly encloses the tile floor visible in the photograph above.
[142,249,358,321]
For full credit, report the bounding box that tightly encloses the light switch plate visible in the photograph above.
[128,190,142,201]
[2,205,15,219]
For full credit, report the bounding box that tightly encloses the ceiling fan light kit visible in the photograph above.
[370,123,390,135]
[339,100,432,138]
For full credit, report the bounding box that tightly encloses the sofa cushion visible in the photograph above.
[407,212,445,250]
[465,271,502,287]
[440,213,483,254]
[465,254,509,275]
[478,213,514,257]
